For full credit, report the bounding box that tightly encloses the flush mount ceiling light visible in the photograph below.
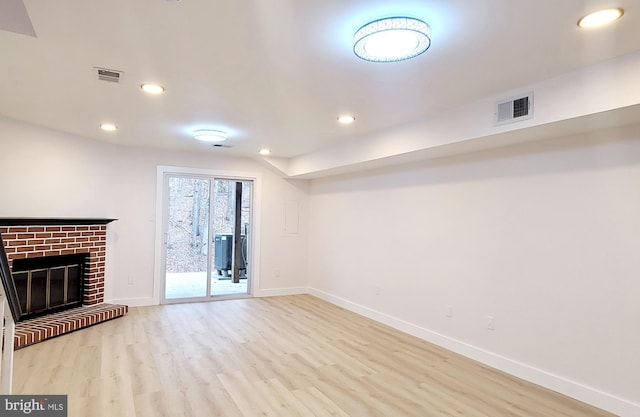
[337,115,356,124]
[193,129,228,142]
[578,8,624,28]
[100,123,117,131]
[354,17,431,62]
[141,83,165,94]
[259,148,271,156]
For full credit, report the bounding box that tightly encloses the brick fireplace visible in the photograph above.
[0,218,127,349]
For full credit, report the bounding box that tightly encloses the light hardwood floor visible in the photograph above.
[13,295,615,417]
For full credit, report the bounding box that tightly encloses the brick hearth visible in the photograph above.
[13,303,128,349]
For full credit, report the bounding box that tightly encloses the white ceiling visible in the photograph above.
[1,0,639,161]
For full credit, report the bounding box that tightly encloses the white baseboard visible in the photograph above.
[106,297,155,307]
[253,287,307,297]
[308,287,639,417]
[107,287,307,307]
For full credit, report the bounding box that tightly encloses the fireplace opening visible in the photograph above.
[11,253,87,320]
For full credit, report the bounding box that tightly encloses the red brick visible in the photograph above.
[8,227,28,233]
[16,333,27,347]
[45,226,62,232]
[61,226,76,231]
[1,233,17,240]
[35,245,51,251]
[17,233,35,239]
[28,252,45,258]
[29,239,45,245]
[6,239,27,246]
[44,238,61,245]
[52,232,67,238]
[27,227,45,232]
[45,250,61,257]
[60,249,76,255]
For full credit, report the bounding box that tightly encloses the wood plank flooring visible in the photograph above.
[13,295,615,417]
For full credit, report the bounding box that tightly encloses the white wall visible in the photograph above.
[0,116,309,305]
[3,114,639,415]
[307,126,640,416]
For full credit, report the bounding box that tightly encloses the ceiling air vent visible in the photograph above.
[495,92,533,125]
[94,67,123,83]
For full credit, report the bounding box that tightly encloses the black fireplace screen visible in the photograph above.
[11,253,87,320]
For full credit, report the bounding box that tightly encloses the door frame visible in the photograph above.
[153,165,262,305]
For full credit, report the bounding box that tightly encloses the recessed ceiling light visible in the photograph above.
[354,17,431,62]
[259,148,271,156]
[337,115,356,124]
[193,129,227,142]
[141,83,165,94]
[578,8,624,28]
[100,123,117,131]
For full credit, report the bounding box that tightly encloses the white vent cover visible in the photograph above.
[94,67,123,83]
[495,92,533,125]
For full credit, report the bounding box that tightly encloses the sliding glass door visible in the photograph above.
[162,175,253,303]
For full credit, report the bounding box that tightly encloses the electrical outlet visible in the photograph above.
[375,286,381,296]
[487,316,495,331]
[274,269,281,277]
[445,305,453,318]
[127,275,135,285]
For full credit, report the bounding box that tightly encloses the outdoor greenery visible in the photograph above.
[166,178,251,273]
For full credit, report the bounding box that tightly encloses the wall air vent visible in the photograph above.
[94,67,123,83]
[495,92,533,125]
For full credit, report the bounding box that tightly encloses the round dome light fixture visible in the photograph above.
[354,17,431,63]
[578,8,624,28]
[193,129,228,142]
[259,148,271,156]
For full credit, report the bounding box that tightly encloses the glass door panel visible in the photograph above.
[211,180,252,296]
[164,176,211,300]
